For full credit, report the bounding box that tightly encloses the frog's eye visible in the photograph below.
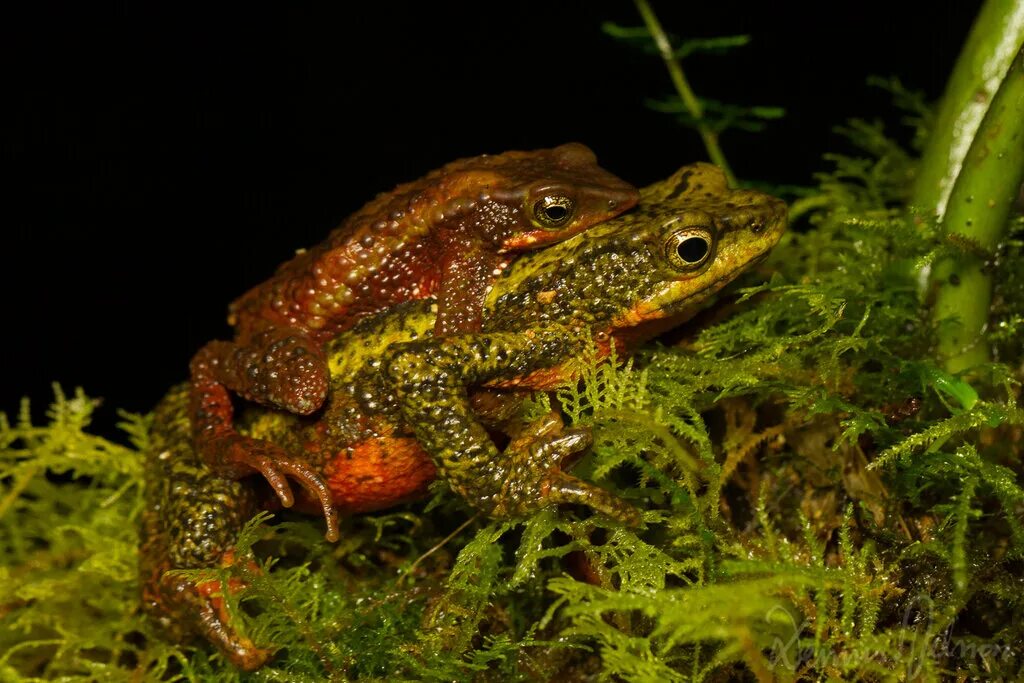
[532,195,576,229]
[665,228,713,271]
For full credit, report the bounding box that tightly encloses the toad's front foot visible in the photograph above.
[490,412,641,526]
[201,433,340,542]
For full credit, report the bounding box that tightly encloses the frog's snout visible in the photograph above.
[720,195,787,239]
[765,197,789,235]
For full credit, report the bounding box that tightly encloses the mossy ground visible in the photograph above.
[3,101,1023,681]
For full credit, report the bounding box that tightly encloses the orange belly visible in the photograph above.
[320,437,437,514]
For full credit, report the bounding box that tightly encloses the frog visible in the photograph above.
[142,163,788,670]
[189,142,640,541]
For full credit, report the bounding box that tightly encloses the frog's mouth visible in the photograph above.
[747,251,771,268]
[611,220,785,329]
[613,276,732,329]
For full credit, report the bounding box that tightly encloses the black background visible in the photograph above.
[5,1,980,437]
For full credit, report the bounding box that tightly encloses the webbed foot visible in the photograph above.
[494,412,641,526]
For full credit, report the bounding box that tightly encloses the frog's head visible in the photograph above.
[483,143,640,250]
[486,163,787,341]
[606,163,788,330]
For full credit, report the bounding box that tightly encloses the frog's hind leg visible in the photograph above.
[190,330,340,541]
[384,327,641,525]
[142,386,273,670]
[142,533,272,671]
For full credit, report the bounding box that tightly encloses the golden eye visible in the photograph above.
[665,228,713,270]
[532,195,576,229]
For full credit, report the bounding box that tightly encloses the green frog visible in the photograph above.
[189,144,639,538]
[142,163,787,669]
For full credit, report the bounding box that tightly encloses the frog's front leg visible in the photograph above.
[433,246,505,336]
[190,329,340,542]
[384,327,640,524]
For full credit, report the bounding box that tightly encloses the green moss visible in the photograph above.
[4,147,1022,676]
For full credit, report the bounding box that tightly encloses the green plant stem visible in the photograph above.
[788,194,831,224]
[930,46,1024,373]
[0,466,38,522]
[633,0,737,186]
[397,513,478,586]
[911,0,1024,220]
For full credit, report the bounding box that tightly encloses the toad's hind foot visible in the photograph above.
[202,433,340,542]
[541,469,643,527]
[156,569,274,671]
[144,385,282,670]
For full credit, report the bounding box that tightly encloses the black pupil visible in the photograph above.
[544,204,568,222]
[678,237,709,263]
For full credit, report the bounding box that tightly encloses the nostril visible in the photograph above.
[750,219,765,234]
[608,200,618,209]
